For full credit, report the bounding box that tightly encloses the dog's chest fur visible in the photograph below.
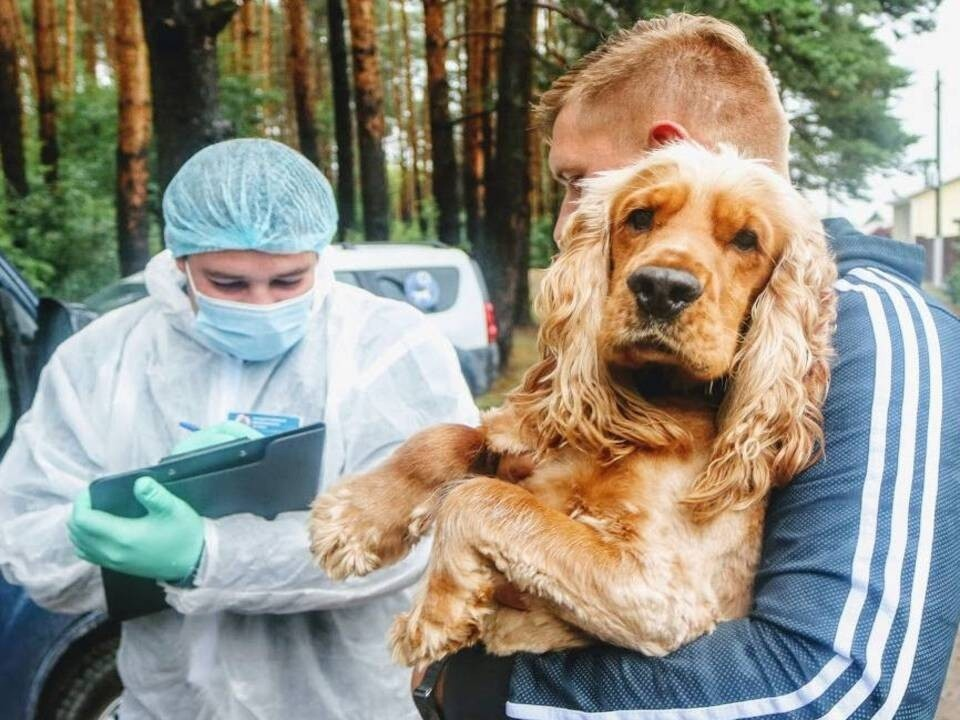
[480,405,765,654]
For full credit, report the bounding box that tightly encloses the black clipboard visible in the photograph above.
[89,421,325,621]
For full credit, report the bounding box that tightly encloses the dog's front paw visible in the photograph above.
[309,489,382,579]
[389,606,482,667]
[310,483,425,580]
[388,573,493,666]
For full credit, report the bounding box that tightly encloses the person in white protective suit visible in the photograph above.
[0,138,479,719]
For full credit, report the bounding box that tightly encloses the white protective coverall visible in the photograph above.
[0,249,479,719]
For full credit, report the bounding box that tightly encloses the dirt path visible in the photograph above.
[938,635,960,718]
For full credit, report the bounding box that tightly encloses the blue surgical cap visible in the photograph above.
[163,138,338,257]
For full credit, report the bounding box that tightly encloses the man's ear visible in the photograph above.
[175,257,186,273]
[647,121,690,148]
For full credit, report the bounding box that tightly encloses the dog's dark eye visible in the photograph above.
[627,208,655,232]
[732,228,759,251]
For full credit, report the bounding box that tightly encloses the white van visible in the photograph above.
[324,243,501,395]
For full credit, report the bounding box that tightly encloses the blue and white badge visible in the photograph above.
[228,412,302,436]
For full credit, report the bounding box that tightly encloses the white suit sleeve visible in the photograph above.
[0,353,108,614]
[164,322,479,615]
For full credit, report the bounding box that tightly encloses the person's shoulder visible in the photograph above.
[834,266,960,345]
[330,281,439,342]
[53,296,159,363]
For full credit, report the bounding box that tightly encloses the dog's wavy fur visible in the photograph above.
[309,142,837,666]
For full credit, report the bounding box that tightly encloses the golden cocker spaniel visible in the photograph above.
[309,142,837,666]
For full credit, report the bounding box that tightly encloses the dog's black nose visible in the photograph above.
[628,267,703,320]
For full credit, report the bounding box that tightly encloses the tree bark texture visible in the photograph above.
[482,0,535,359]
[102,0,116,68]
[33,0,59,183]
[422,0,459,245]
[115,0,151,275]
[384,0,410,224]
[241,1,257,75]
[0,0,28,198]
[283,0,319,166]
[311,1,331,170]
[345,0,389,242]
[139,0,238,197]
[399,1,425,234]
[260,0,271,88]
[62,0,76,100]
[481,0,498,191]
[327,0,355,235]
[80,0,96,79]
[463,0,488,248]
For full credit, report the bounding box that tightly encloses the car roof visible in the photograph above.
[0,251,39,317]
[103,244,476,288]
[324,242,472,271]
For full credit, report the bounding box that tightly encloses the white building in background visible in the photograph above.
[891,175,960,287]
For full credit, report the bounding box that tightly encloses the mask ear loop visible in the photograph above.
[182,259,199,296]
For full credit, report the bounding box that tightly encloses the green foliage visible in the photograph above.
[549,0,939,200]
[949,242,960,307]
[0,84,124,300]
[219,75,285,139]
[529,216,557,269]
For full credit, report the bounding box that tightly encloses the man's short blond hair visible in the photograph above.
[535,14,790,173]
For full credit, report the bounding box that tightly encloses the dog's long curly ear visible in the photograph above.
[509,210,612,454]
[685,210,837,522]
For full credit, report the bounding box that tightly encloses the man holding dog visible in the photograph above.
[425,14,960,720]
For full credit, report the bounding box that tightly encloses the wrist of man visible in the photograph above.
[439,645,514,720]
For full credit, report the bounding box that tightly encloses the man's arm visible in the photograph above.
[444,270,960,719]
[0,353,108,614]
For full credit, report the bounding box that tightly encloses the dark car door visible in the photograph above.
[0,254,121,720]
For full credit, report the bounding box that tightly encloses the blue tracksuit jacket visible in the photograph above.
[444,218,960,720]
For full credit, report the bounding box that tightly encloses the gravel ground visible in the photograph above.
[938,635,960,718]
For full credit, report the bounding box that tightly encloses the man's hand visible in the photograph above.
[68,477,204,582]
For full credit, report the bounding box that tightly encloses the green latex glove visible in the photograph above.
[68,476,205,582]
[172,420,264,455]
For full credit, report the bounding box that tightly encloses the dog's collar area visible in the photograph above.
[623,366,727,407]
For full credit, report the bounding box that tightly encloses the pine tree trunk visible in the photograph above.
[80,0,95,80]
[260,0,271,88]
[62,0,76,101]
[422,0,459,245]
[0,0,28,198]
[481,0,535,359]
[115,0,151,275]
[284,0,319,166]
[101,0,116,68]
[385,0,410,224]
[11,0,36,101]
[481,0,497,192]
[33,0,59,184]
[140,0,238,196]
[327,0,355,235]
[462,0,487,249]
[239,0,256,75]
[311,1,331,170]
[399,2,424,235]
[345,0,389,242]
[229,10,242,74]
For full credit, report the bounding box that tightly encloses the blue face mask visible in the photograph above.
[185,263,319,362]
